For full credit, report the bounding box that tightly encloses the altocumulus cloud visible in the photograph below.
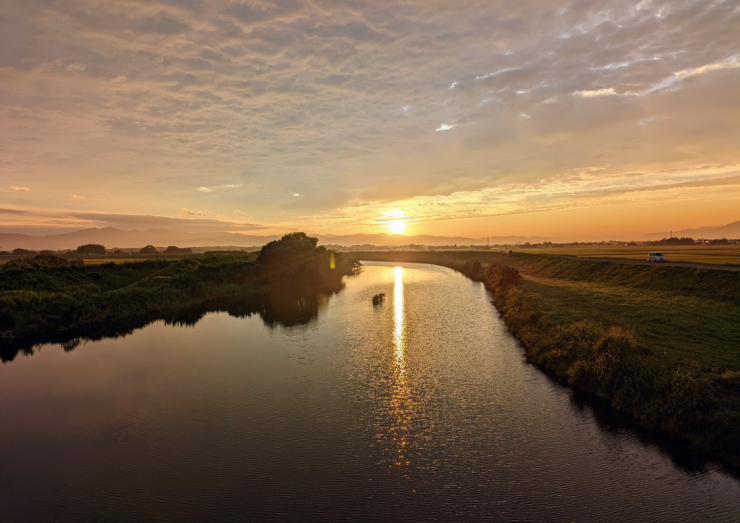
[0,0,738,233]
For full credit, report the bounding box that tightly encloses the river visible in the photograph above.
[1,262,739,522]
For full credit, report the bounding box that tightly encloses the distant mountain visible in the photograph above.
[0,228,281,251]
[644,220,740,240]
[0,227,556,251]
[318,233,556,247]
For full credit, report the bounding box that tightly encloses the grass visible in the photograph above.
[511,245,740,266]
[349,251,740,463]
[522,276,740,371]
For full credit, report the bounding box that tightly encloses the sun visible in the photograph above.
[389,220,406,234]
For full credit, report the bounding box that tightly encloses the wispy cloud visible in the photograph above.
[647,54,740,93]
[573,88,617,97]
[70,194,85,199]
[196,184,241,193]
[234,210,251,218]
[11,186,30,192]
[179,208,208,216]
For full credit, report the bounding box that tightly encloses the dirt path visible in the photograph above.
[553,255,740,272]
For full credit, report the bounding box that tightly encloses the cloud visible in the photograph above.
[574,88,617,97]
[11,186,30,192]
[68,212,267,232]
[647,54,740,93]
[1,0,739,237]
[179,207,208,216]
[196,184,241,193]
[129,13,189,35]
[70,194,85,199]
[234,210,251,218]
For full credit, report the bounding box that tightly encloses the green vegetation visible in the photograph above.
[510,245,740,266]
[0,233,359,346]
[350,251,740,464]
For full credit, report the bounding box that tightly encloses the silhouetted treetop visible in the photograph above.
[76,244,106,254]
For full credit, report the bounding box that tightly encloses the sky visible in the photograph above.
[1,0,739,240]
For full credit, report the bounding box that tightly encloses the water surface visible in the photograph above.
[1,262,739,522]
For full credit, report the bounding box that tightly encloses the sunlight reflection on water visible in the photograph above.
[390,265,412,467]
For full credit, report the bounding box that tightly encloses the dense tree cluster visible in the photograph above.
[76,244,106,254]
[165,246,193,254]
[258,232,360,290]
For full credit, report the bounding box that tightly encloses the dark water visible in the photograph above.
[1,262,739,522]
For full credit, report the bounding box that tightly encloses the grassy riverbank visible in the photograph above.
[509,245,740,266]
[350,251,740,463]
[0,234,359,341]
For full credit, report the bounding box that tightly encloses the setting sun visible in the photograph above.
[389,220,406,234]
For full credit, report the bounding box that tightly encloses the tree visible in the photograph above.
[139,245,158,255]
[13,248,38,255]
[75,244,106,254]
[165,246,193,254]
[257,232,358,291]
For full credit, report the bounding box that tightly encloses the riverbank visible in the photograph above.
[348,251,740,464]
[502,245,740,266]
[0,233,359,343]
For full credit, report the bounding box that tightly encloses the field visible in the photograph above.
[0,253,227,266]
[511,245,740,266]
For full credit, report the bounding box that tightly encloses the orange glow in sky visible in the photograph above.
[1,1,739,240]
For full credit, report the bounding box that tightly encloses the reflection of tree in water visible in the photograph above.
[259,285,327,327]
[0,285,337,363]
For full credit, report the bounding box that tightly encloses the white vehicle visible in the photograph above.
[647,251,665,262]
